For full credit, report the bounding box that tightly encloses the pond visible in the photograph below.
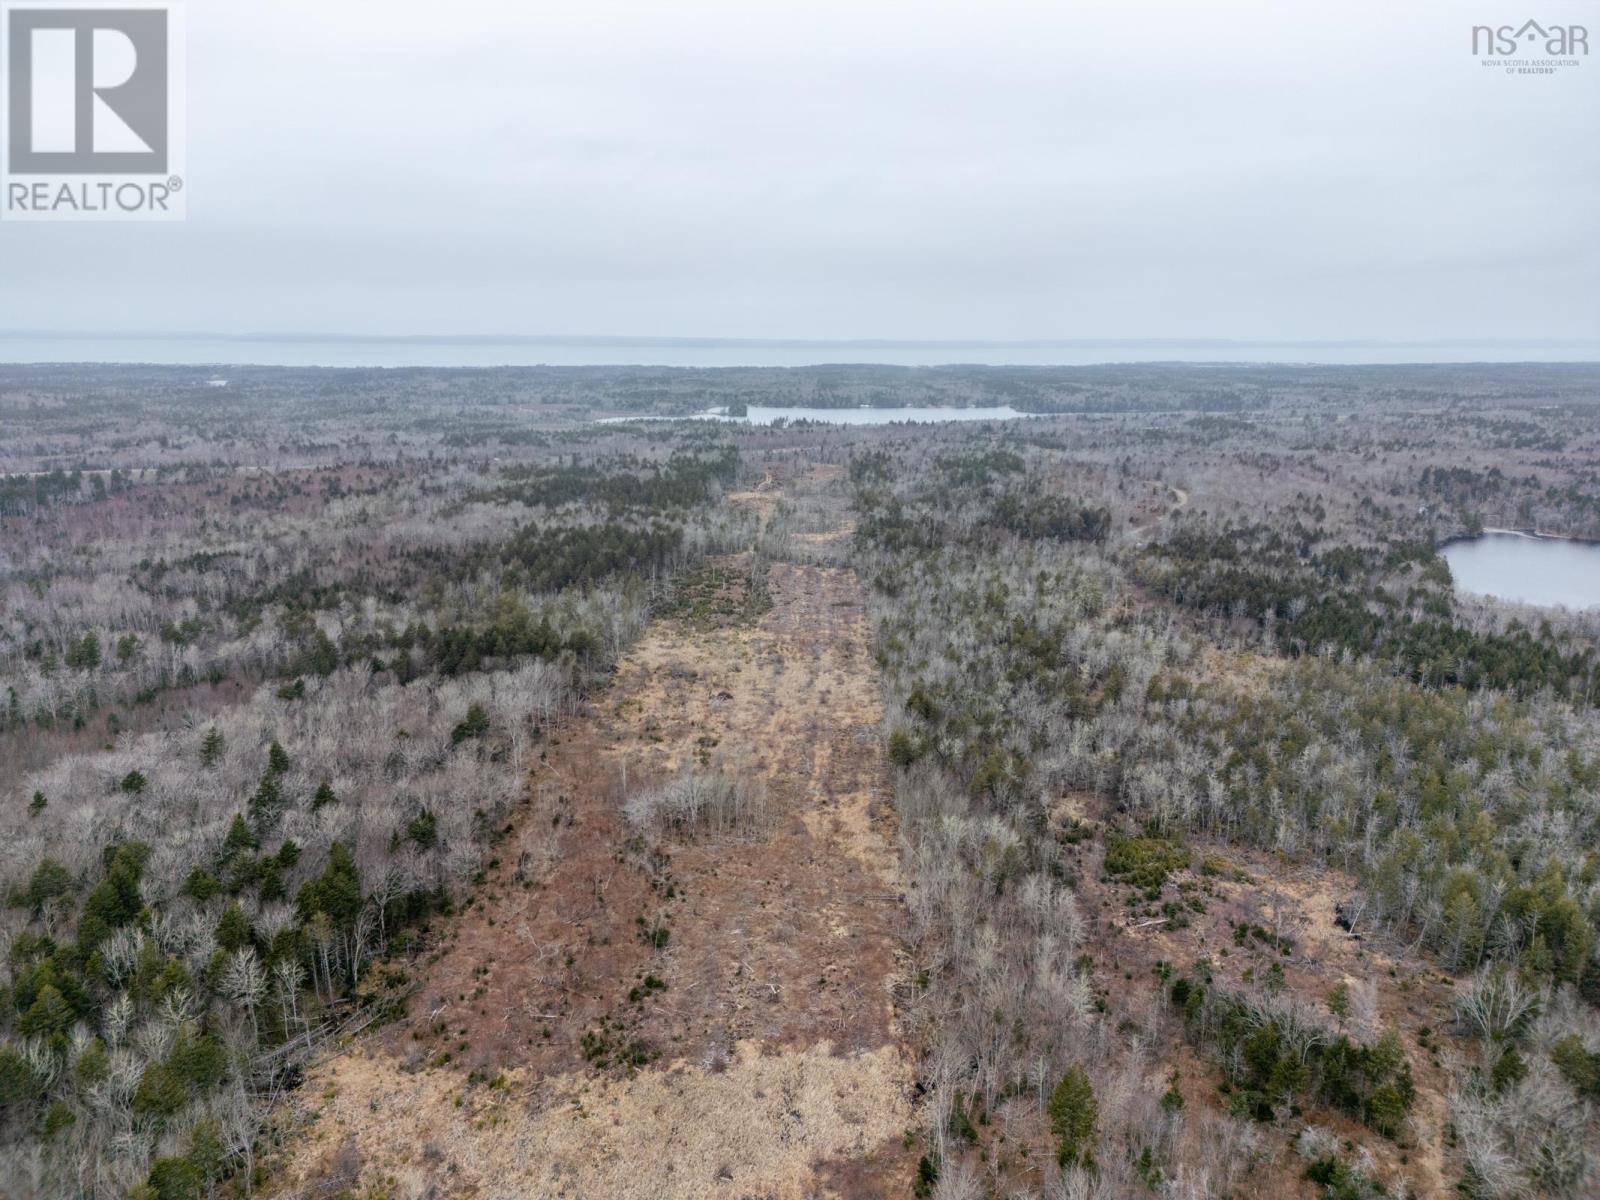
[1441,532,1600,610]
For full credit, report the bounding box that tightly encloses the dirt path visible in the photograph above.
[1127,481,1189,539]
[272,529,914,1197]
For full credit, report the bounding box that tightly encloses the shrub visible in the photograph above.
[1173,975,1413,1134]
[146,1156,204,1200]
[406,808,439,850]
[42,1098,75,1138]
[131,1063,188,1119]
[451,702,491,745]
[1364,1080,1409,1137]
[1549,1035,1600,1098]
[168,1031,227,1090]
[182,868,221,904]
[623,772,767,838]
[1491,1045,1528,1093]
[1104,834,1187,891]
[0,1046,47,1117]
[888,728,921,767]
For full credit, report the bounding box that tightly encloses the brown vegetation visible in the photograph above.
[273,490,918,1199]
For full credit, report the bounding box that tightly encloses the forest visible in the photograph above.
[2,362,1598,1200]
[0,368,753,1197]
[848,371,1600,1199]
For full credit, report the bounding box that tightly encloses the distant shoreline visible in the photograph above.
[2,336,1599,370]
[1442,527,1600,551]
[1476,526,1600,546]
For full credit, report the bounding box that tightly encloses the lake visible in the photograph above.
[739,404,1026,425]
[1442,532,1600,610]
[598,404,1028,425]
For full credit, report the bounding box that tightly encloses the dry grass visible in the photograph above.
[270,476,917,1199]
[278,1040,911,1200]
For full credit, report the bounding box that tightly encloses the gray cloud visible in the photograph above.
[1,0,1595,342]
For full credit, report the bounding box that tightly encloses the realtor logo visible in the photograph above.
[1,1,185,220]
[1472,19,1588,56]
[1471,19,1588,74]
[8,6,167,170]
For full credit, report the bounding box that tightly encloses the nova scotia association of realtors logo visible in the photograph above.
[1473,18,1588,74]
[1,0,185,220]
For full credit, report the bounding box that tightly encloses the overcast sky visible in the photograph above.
[1,0,1596,342]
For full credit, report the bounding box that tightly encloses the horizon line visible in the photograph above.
[2,331,1598,350]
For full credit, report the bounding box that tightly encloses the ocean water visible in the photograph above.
[1,336,1596,369]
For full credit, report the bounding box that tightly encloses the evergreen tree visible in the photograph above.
[406,808,438,850]
[1049,1064,1098,1168]
[20,984,74,1041]
[297,841,362,932]
[215,902,251,951]
[223,812,258,856]
[248,773,284,835]
[65,632,101,671]
[182,868,221,904]
[266,739,291,775]
[451,702,491,744]
[200,727,225,768]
